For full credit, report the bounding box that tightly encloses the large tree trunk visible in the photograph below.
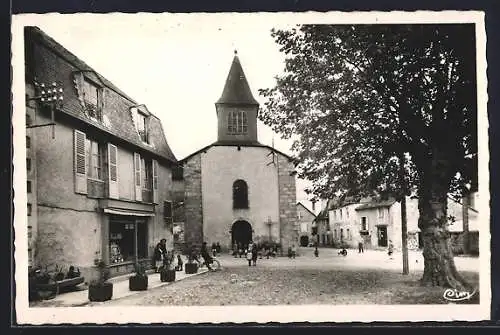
[417,167,471,290]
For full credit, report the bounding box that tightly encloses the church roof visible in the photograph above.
[215,51,259,106]
[179,141,296,164]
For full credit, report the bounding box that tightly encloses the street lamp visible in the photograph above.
[27,79,64,139]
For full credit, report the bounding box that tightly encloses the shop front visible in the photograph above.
[99,199,155,277]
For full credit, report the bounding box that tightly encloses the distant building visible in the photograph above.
[25,27,177,279]
[312,199,334,247]
[296,202,316,247]
[178,52,299,253]
[326,194,479,254]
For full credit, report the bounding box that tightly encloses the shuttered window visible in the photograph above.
[108,144,119,199]
[74,130,87,194]
[152,159,159,203]
[133,153,142,201]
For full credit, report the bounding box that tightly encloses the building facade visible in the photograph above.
[180,52,299,253]
[296,202,316,247]
[25,27,178,279]
[327,194,479,253]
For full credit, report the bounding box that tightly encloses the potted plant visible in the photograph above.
[88,260,113,302]
[184,248,198,274]
[31,266,58,300]
[129,262,148,291]
[159,250,176,282]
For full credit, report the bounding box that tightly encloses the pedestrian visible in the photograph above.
[233,243,238,257]
[291,244,297,259]
[212,242,217,257]
[153,238,167,272]
[251,243,258,266]
[358,235,364,253]
[238,243,243,258]
[200,241,214,271]
[314,246,319,257]
[216,242,221,255]
[176,254,183,271]
[388,240,394,259]
[246,245,253,266]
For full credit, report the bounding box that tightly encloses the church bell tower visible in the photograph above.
[215,51,259,144]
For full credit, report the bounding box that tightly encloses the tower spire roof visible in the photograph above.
[216,52,259,106]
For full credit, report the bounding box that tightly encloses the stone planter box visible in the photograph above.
[185,263,198,274]
[88,282,113,302]
[160,269,176,282]
[129,275,148,291]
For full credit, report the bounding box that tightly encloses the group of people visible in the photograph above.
[153,238,184,272]
[232,242,280,260]
[211,242,222,257]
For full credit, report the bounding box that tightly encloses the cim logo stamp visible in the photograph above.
[443,288,476,302]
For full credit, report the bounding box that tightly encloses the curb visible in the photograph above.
[67,269,209,307]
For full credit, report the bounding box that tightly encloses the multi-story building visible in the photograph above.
[296,202,316,247]
[24,27,178,279]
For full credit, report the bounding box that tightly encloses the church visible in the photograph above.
[179,51,299,253]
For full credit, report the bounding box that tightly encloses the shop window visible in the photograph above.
[109,219,148,264]
[27,180,32,193]
[233,179,248,209]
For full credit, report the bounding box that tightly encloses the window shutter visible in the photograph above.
[152,159,159,203]
[74,130,87,194]
[108,143,119,199]
[133,153,142,201]
[164,201,173,225]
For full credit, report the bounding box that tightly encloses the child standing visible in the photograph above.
[388,240,394,259]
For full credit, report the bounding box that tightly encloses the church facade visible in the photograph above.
[180,52,299,253]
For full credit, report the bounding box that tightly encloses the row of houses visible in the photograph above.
[23,27,300,280]
[297,193,479,254]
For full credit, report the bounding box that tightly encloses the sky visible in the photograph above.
[17,14,316,210]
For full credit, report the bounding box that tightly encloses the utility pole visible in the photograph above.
[399,151,409,275]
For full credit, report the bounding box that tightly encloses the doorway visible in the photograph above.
[300,235,309,247]
[231,220,252,249]
[377,226,388,247]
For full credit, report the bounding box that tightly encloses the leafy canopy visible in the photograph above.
[259,24,477,201]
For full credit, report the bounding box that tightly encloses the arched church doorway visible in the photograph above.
[231,220,252,249]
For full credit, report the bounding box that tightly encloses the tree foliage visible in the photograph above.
[259,24,478,289]
[259,24,477,202]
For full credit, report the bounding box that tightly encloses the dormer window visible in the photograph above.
[228,110,248,135]
[132,107,149,144]
[137,112,148,143]
[82,78,102,121]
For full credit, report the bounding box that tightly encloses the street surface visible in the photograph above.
[96,248,479,306]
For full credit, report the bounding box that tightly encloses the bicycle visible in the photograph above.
[193,254,221,272]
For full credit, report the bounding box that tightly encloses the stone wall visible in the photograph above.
[183,153,203,251]
[277,154,299,252]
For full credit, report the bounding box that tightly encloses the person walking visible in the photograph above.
[211,242,217,257]
[358,235,364,253]
[291,244,297,259]
[314,246,319,257]
[251,243,258,266]
[246,245,253,266]
[200,241,214,271]
[388,240,394,259]
[153,238,167,272]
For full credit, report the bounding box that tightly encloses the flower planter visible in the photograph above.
[88,282,113,302]
[35,282,58,300]
[129,275,148,291]
[185,262,198,274]
[160,269,176,282]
